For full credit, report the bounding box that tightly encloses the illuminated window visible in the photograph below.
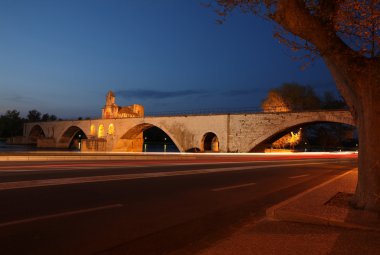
[108,124,115,135]
[98,124,105,138]
[90,125,95,136]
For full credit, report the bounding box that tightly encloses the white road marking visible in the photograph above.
[0,162,324,191]
[0,203,123,228]
[288,174,310,179]
[212,182,256,192]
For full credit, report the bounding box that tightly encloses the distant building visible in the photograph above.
[101,91,144,119]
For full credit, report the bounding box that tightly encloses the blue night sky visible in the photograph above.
[0,0,336,119]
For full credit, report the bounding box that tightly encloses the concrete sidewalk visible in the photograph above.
[267,169,380,231]
[196,169,380,255]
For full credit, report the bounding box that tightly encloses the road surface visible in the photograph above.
[0,156,357,254]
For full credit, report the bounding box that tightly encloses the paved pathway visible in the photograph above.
[194,169,380,255]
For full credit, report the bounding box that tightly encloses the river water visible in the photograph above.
[0,141,38,152]
[0,141,77,152]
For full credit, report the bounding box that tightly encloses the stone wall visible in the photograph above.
[37,138,56,148]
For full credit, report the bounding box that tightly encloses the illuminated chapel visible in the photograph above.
[101,91,144,119]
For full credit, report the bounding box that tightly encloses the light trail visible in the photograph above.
[0,162,329,191]
[0,152,357,171]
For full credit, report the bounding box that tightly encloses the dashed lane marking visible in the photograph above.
[0,203,124,228]
[288,174,310,179]
[212,182,256,192]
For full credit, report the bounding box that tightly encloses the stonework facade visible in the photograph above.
[101,91,144,119]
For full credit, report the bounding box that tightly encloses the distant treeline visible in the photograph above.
[0,109,58,138]
[261,83,348,112]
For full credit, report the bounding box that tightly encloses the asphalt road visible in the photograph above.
[0,157,357,255]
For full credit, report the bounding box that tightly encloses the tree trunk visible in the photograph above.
[271,0,380,211]
[350,76,380,211]
[328,57,380,211]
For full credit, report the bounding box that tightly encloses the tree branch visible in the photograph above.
[271,0,367,108]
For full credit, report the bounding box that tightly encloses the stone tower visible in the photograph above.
[101,90,144,119]
[106,91,115,105]
[102,91,119,119]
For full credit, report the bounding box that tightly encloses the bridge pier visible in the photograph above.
[36,138,56,148]
[113,137,144,152]
[81,138,107,152]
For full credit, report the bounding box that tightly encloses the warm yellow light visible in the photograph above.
[108,123,115,135]
[90,124,95,136]
[98,124,105,138]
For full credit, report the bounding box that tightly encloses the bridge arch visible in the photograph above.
[28,124,46,143]
[201,132,219,152]
[249,118,356,152]
[115,123,183,152]
[58,126,88,149]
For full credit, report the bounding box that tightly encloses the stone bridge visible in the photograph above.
[23,110,355,153]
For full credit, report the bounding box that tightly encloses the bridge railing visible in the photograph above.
[145,107,262,117]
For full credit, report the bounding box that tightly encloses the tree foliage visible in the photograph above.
[0,110,23,138]
[261,91,290,112]
[271,130,303,149]
[261,83,321,111]
[214,0,380,57]
[335,0,380,57]
[262,83,347,112]
[41,113,57,121]
[321,91,347,109]
[0,109,59,139]
[27,110,42,122]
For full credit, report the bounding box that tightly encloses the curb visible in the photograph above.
[265,169,380,232]
[272,209,380,232]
